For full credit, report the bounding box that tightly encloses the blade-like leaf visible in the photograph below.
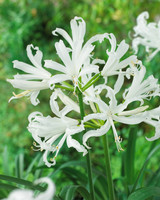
[0,175,45,192]
[146,166,160,187]
[0,182,19,190]
[94,175,108,200]
[63,167,87,184]
[2,146,10,175]
[24,153,41,179]
[128,187,160,200]
[60,185,90,200]
[131,143,160,192]
[125,127,137,186]
[15,153,24,179]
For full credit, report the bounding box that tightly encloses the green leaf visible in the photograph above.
[60,185,90,200]
[125,127,137,186]
[24,153,41,179]
[128,187,160,200]
[131,143,160,192]
[63,167,87,184]
[48,160,86,178]
[15,153,24,179]
[146,165,160,187]
[0,174,45,192]
[34,156,44,180]
[0,182,19,190]
[2,146,10,175]
[94,175,108,200]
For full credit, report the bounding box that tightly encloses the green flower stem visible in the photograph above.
[54,84,74,92]
[102,134,115,200]
[82,73,101,92]
[77,88,95,200]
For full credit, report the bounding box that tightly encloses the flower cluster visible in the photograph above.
[132,11,160,60]
[8,16,160,167]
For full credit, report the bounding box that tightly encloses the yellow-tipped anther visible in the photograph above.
[13,90,30,98]
[33,141,37,146]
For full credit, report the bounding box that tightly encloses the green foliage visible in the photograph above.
[0,0,160,199]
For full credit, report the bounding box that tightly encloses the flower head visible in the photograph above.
[44,16,107,89]
[101,33,137,77]
[83,86,148,151]
[132,11,160,60]
[7,45,51,105]
[28,90,87,167]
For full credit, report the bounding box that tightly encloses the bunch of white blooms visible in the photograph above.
[8,16,160,167]
[3,177,55,200]
[132,11,160,60]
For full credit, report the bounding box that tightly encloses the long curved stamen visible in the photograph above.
[109,118,124,151]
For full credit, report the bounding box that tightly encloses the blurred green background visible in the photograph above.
[0,0,160,198]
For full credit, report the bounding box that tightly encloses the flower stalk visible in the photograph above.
[102,134,115,200]
[82,73,101,92]
[77,88,95,200]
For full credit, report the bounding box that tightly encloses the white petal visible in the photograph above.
[30,90,40,106]
[26,44,43,69]
[114,73,124,94]
[83,121,110,148]
[67,135,87,156]
[55,89,80,113]
[44,60,67,73]
[49,74,71,89]
[116,40,129,59]
[7,79,49,90]
[34,177,55,200]
[52,28,73,47]
[55,40,73,71]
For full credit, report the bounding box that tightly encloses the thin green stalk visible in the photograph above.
[102,134,115,200]
[82,73,101,92]
[55,84,74,92]
[77,88,95,200]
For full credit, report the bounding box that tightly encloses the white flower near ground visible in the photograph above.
[101,33,137,77]
[44,16,107,89]
[132,11,160,60]
[83,86,149,151]
[28,90,87,167]
[3,177,55,200]
[7,45,52,105]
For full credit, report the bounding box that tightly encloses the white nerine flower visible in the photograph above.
[44,16,107,89]
[3,177,55,200]
[28,90,87,167]
[132,11,160,60]
[123,65,159,104]
[101,33,137,77]
[83,86,149,151]
[7,44,51,105]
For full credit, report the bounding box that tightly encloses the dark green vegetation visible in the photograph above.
[0,0,160,199]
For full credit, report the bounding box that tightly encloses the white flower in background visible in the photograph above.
[28,90,87,167]
[44,16,107,89]
[83,86,149,151]
[101,33,137,77]
[7,45,51,105]
[132,11,160,60]
[3,177,55,200]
